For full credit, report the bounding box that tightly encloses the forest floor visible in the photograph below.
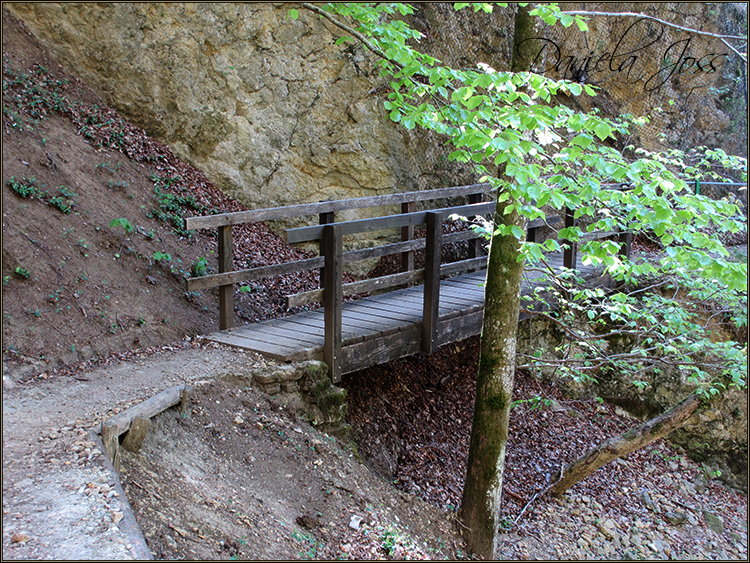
[2,7,747,561]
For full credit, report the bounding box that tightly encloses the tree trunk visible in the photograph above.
[459,6,540,559]
[550,392,703,496]
[459,196,525,558]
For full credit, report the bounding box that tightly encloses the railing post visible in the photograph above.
[319,204,335,289]
[467,192,482,259]
[562,206,577,270]
[401,201,415,273]
[423,211,442,354]
[322,224,343,383]
[218,225,234,330]
[618,231,632,260]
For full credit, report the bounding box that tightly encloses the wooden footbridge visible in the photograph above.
[185,183,630,382]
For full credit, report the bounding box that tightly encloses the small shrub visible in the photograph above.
[8,176,38,198]
[110,217,135,233]
[48,195,72,213]
[13,266,30,279]
[153,251,172,263]
[191,256,209,277]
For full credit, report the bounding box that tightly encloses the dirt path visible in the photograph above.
[2,339,267,559]
[3,339,462,560]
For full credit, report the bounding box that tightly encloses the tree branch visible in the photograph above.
[561,10,747,61]
[549,391,704,496]
[299,3,401,70]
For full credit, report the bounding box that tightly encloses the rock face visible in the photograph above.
[7,3,743,217]
[4,2,487,217]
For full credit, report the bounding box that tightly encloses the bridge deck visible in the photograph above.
[207,253,602,375]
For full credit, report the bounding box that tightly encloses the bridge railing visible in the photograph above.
[185,184,496,325]
[184,183,631,380]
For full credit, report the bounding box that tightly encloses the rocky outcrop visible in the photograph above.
[7,3,743,218]
[4,3,484,218]
[252,360,350,438]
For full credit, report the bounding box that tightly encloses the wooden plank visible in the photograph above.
[340,324,423,374]
[272,310,371,342]
[341,310,402,334]
[185,183,492,230]
[357,295,425,316]
[344,238,425,263]
[256,315,365,341]
[226,325,322,350]
[580,230,620,242]
[440,257,488,277]
[436,310,485,347]
[121,416,151,454]
[100,424,120,471]
[343,301,422,324]
[286,269,425,308]
[441,278,486,294]
[441,272,487,292]
[444,229,482,244]
[285,202,495,244]
[389,289,478,314]
[435,289,482,307]
[323,224,343,383]
[102,385,188,438]
[218,225,234,330]
[208,330,304,356]
[186,256,323,291]
[241,322,325,346]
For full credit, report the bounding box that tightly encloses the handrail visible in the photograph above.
[285,202,494,243]
[185,183,493,230]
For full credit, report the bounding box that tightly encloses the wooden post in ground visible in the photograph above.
[121,416,151,454]
[322,224,343,383]
[218,225,234,330]
[423,212,442,354]
[618,230,632,260]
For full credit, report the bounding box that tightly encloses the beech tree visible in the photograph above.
[294,2,747,558]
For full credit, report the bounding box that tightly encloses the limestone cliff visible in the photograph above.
[6,2,745,213]
[4,2,492,213]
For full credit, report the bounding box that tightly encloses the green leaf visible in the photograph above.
[576,16,589,32]
[334,36,350,46]
[288,8,299,20]
[594,122,612,141]
[464,95,486,110]
[560,14,574,27]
